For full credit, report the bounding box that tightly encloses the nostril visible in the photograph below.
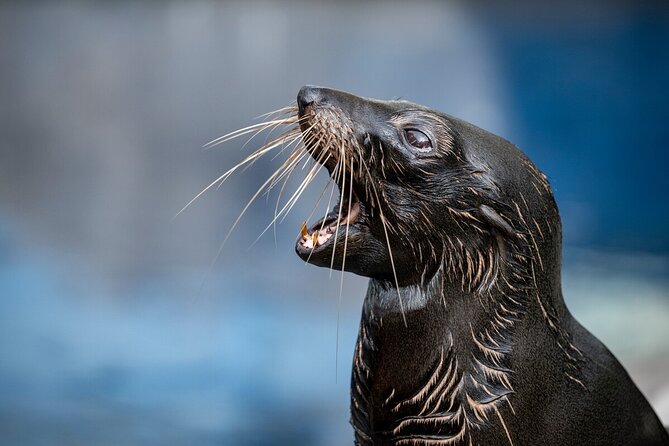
[297,85,322,111]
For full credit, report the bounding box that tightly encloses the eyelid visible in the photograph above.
[403,128,433,152]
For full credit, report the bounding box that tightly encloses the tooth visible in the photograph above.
[301,222,308,240]
[312,231,319,247]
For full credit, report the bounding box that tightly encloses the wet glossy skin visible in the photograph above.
[292,86,669,445]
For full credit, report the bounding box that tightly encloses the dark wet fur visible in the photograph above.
[290,87,669,445]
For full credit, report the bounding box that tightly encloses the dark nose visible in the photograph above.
[297,85,322,112]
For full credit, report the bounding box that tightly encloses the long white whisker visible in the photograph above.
[270,122,316,162]
[217,150,310,257]
[359,155,407,326]
[214,131,301,191]
[304,162,341,265]
[192,134,299,301]
[183,130,302,215]
[269,146,315,240]
[336,157,355,383]
[241,112,305,156]
[301,174,336,231]
[278,153,331,224]
[319,169,340,233]
[238,123,298,159]
[276,154,330,225]
[266,145,311,193]
[299,131,328,170]
[240,129,301,174]
[329,145,347,278]
[254,104,297,120]
[249,153,333,248]
[203,118,296,149]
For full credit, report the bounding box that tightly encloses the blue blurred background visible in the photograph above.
[0,1,668,445]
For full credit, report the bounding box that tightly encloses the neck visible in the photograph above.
[351,250,580,444]
[361,267,533,399]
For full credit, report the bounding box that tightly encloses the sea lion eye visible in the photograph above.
[404,129,432,151]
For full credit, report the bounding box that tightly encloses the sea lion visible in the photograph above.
[289,86,669,445]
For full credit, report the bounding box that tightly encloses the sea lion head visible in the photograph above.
[295,86,560,291]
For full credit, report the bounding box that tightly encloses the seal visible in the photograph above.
[290,86,669,445]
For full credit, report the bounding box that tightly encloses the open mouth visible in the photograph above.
[297,195,362,252]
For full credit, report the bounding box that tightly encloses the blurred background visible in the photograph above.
[1,1,668,444]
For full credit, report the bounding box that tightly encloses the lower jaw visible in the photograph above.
[295,221,363,263]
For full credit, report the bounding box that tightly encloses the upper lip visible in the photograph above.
[297,105,314,133]
[299,109,342,177]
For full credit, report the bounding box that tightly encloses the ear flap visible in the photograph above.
[478,204,517,239]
